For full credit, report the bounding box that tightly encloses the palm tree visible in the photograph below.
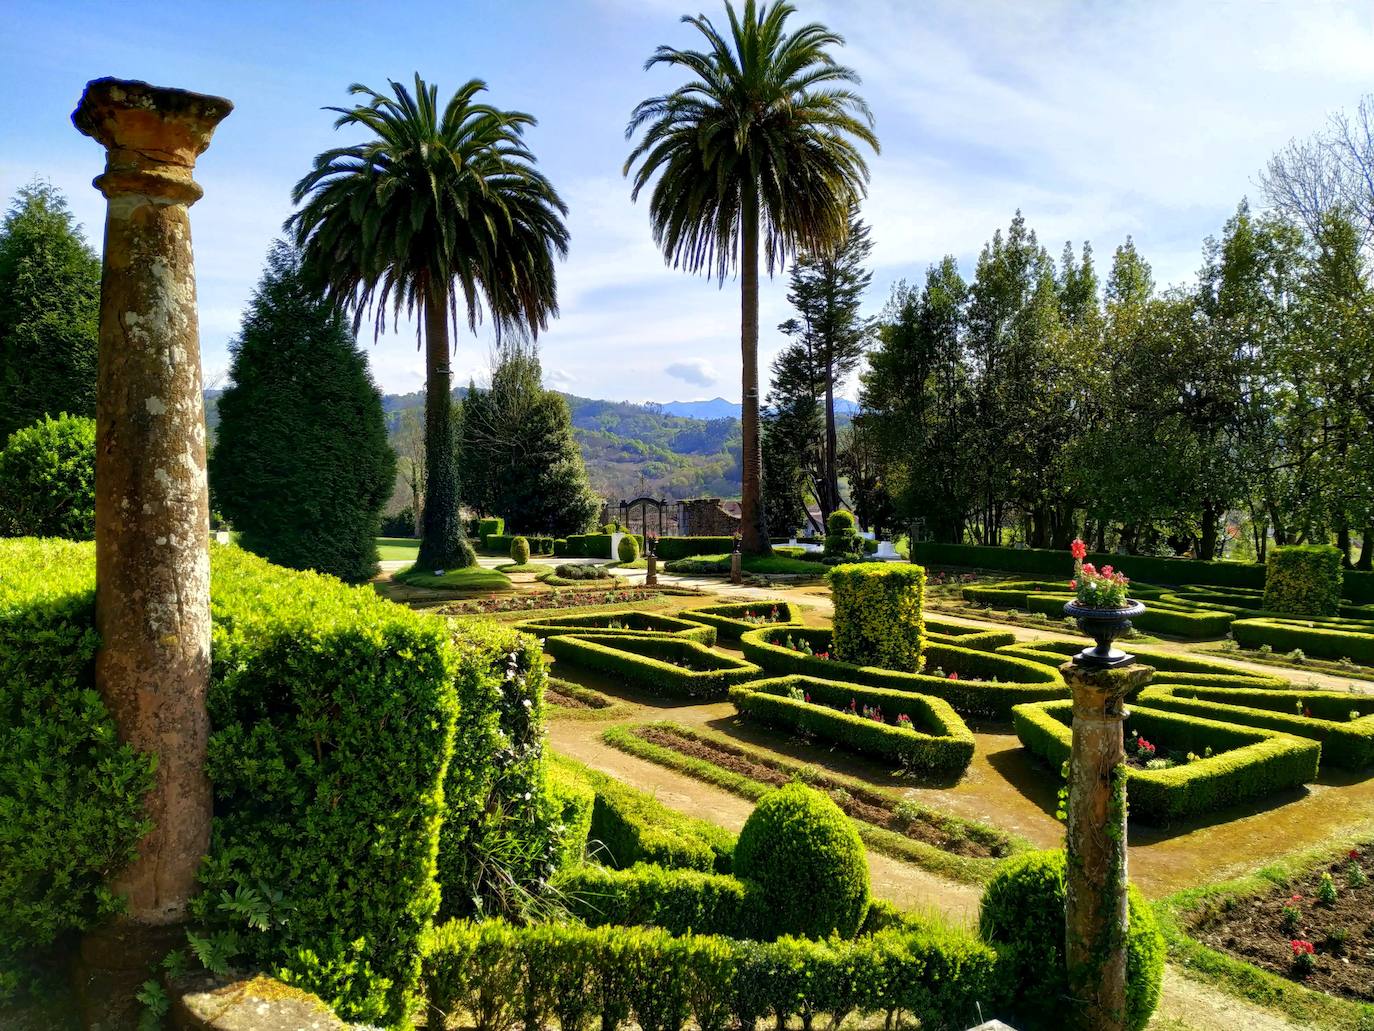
[625,0,876,554]
[289,75,569,569]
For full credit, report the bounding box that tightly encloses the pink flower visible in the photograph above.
[1071,538,1087,560]
[949,671,959,680]
[1068,579,1078,589]
[1082,562,1096,575]
[1291,893,1303,902]
[1290,939,1315,956]
[1102,564,1114,576]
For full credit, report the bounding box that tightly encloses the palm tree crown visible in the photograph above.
[288,73,569,340]
[288,74,569,570]
[624,0,877,281]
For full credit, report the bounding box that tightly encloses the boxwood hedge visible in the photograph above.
[730,675,975,774]
[515,610,716,645]
[1231,616,1374,664]
[556,862,756,937]
[545,633,760,699]
[675,599,803,639]
[1264,544,1344,616]
[995,640,1290,690]
[829,562,926,671]
[1137,683,1374,769]
[1011,700,1321,823]
[739,625,1065,719]
[547,754,734,873]
[555,533,644,559]
[653,535,737,560]
[924,616,1016,651]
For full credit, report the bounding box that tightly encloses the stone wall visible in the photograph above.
[676,498,741,537]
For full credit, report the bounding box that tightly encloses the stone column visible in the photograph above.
[72,77,231,1025]
[1061,660,1153,1031]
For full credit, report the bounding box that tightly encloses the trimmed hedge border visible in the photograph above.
[913,540,1374,604]
[964,582,1235,638]
[602,721,1026,885]
[1137,684,1374,770]
[515,610,716,645]
[547,753,734,873]
[483,532,555,556]
[739,625,1065,719]
[730,675,975,775]
[555,533,645,559]
[1231,616,1374,665]
[653,535,737,560]
[545,633,760,699]
[995,640,1291,690]
[675,599,804,640]
[924,616,1016,651]
[1011,700,1321,824]
[556,862,757,938]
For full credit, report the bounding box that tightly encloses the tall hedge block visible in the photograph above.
[829,562,926,671]
[1263,544,1344,616]
[478,516,505,540]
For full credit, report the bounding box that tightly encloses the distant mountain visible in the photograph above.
[658,396,859,419]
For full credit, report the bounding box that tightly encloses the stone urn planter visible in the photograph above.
[1063,598,1147,668]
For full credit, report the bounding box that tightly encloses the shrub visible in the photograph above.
[730,675,975,774]
[1231,616,1374,665]
[0,538,154,996]
[653,536,736,560]
[548,754,734,873]
[547,765,595,869]
[544,634,760,700]
[510,535,531,565]
[514,610,716,645]
[827,510,857,533]
[478,517,505,541]
[823,510,864,560]
[830,563,927,671]
[979,850,1164,1031]
[618,534,641,563]
[0,413,95,539]
[1264,544,1344,616]
[1138,684,1374,769]
[734,783,870,940]
[551,562,612,581]
[557,863,756,938]
[676,600,803,640]
[381,507,415,537]
[1011,701,1321,824]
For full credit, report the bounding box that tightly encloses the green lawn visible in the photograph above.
[393,563,512,591]
[377,536,421,561]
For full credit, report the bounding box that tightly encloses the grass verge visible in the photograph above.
[602,719,1028,884]
[375,535,420,562]
[496,562,555,575]
[392,563,512,591]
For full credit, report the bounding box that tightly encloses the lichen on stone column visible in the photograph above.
[72,76,231,1028]
[1060,659,1154,1031]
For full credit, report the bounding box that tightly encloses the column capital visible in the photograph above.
[1061,660,1154,721]
[72,77,232,204]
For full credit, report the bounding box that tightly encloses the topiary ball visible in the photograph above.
[510,536,531,565]
[826,510,857,535]
[978,849,1164,1031]
[734,783,869,940]
[617,534,640,563]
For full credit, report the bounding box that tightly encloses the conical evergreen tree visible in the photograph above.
[210,242,395,582]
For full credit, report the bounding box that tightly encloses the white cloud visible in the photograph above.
[664,358,719,388]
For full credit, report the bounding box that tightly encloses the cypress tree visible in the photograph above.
[0,183,101,442]
[210,242,394,582]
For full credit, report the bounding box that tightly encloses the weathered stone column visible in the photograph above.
[1061,660,1153,1031]
[72,77,231,1025]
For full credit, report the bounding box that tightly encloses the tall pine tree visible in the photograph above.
[0,182,101,442]
[210,242,394,583]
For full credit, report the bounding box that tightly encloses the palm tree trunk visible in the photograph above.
[416,278,471,569]
[739,184,771,555]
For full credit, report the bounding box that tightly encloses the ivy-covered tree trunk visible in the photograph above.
[738,185,770,556]
[417,279,471,569]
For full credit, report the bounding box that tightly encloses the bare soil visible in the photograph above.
[1192,847,1374,1002]
[633,724,1002,859]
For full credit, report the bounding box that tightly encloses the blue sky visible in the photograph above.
[3,1,1371,403]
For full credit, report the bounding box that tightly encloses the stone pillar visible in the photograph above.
[72,77,231,1026]
[646,541,658,587]
[1061,660,1153,1031]
[730,546,743,584]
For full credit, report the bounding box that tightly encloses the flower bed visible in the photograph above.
[1231,616,1374,666]
[437,587,672,616]
[515,609,716,645]
[675,599,803,639]
[729,675,975,775]
[601,720,1023,884]
[1184,843,1374,1004]
[1011,701,1321,824]
[739,625,1065,720]
[544,633,760,699]
[1137,684,1374,770]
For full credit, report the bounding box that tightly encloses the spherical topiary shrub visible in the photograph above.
[0,414,96,539]
[826,510,857,534]
[510,535,531,565]
[978,850,1164,1031]
[734,783,869,940]
[617,534,640,563]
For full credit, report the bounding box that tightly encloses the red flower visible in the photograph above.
[1350,849,1361,860]
[1102,564,1114,576]
[1291,893,1303,902]
[1290,939,1315,956]
[1068,579,1078,589]
[1082,562,1096,575]
[948,671,959,680]
[1071,538,1087,560]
